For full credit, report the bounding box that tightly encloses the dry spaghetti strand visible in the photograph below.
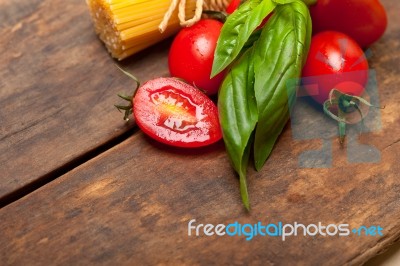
[86,0,229,60]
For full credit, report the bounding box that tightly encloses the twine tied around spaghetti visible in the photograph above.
[159,0,230,33]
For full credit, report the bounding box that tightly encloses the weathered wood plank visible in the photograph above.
[0,116,398,265]
[0,0,171,200]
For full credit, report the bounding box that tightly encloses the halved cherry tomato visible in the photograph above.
[310,0,387,48]
[302,31,369,104]
[168,19,225,95]
[133,77,222,148]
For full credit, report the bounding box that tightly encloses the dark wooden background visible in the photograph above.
[0,0,399,265]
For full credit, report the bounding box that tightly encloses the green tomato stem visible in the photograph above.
[114,65,141,121]
[323,88,379,145]
[338,121,346,145]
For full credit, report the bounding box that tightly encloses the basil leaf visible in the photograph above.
[211,0,277,77]
[218,48,258,210]
[274,0,317,5]
[253,1,312,170]
[303,4,313,65]
[242,29,262,53]
[272,0,295,4]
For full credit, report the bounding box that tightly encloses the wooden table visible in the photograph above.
[1,0,399,265]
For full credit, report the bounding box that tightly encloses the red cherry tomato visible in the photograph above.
[168,19,225,95]
[226,0,240,14]
[133,77,222,148]
[302,31,369,104]
[310,0,387,48]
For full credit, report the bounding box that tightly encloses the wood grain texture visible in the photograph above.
[0,0,399,265]
[0,123,399,265]
[0,0,172,200]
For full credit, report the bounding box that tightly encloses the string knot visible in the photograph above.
[159,0,230,32]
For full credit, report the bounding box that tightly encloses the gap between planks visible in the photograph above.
[0,125,139,209]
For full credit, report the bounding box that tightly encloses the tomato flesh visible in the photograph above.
[133,78,222,148]
[302,31,369,104]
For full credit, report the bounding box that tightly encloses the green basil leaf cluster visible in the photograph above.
[217,0,312,210]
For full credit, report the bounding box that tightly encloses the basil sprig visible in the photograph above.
[217,0,312,210]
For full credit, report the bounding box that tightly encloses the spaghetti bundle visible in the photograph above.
[87,0,230,60]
